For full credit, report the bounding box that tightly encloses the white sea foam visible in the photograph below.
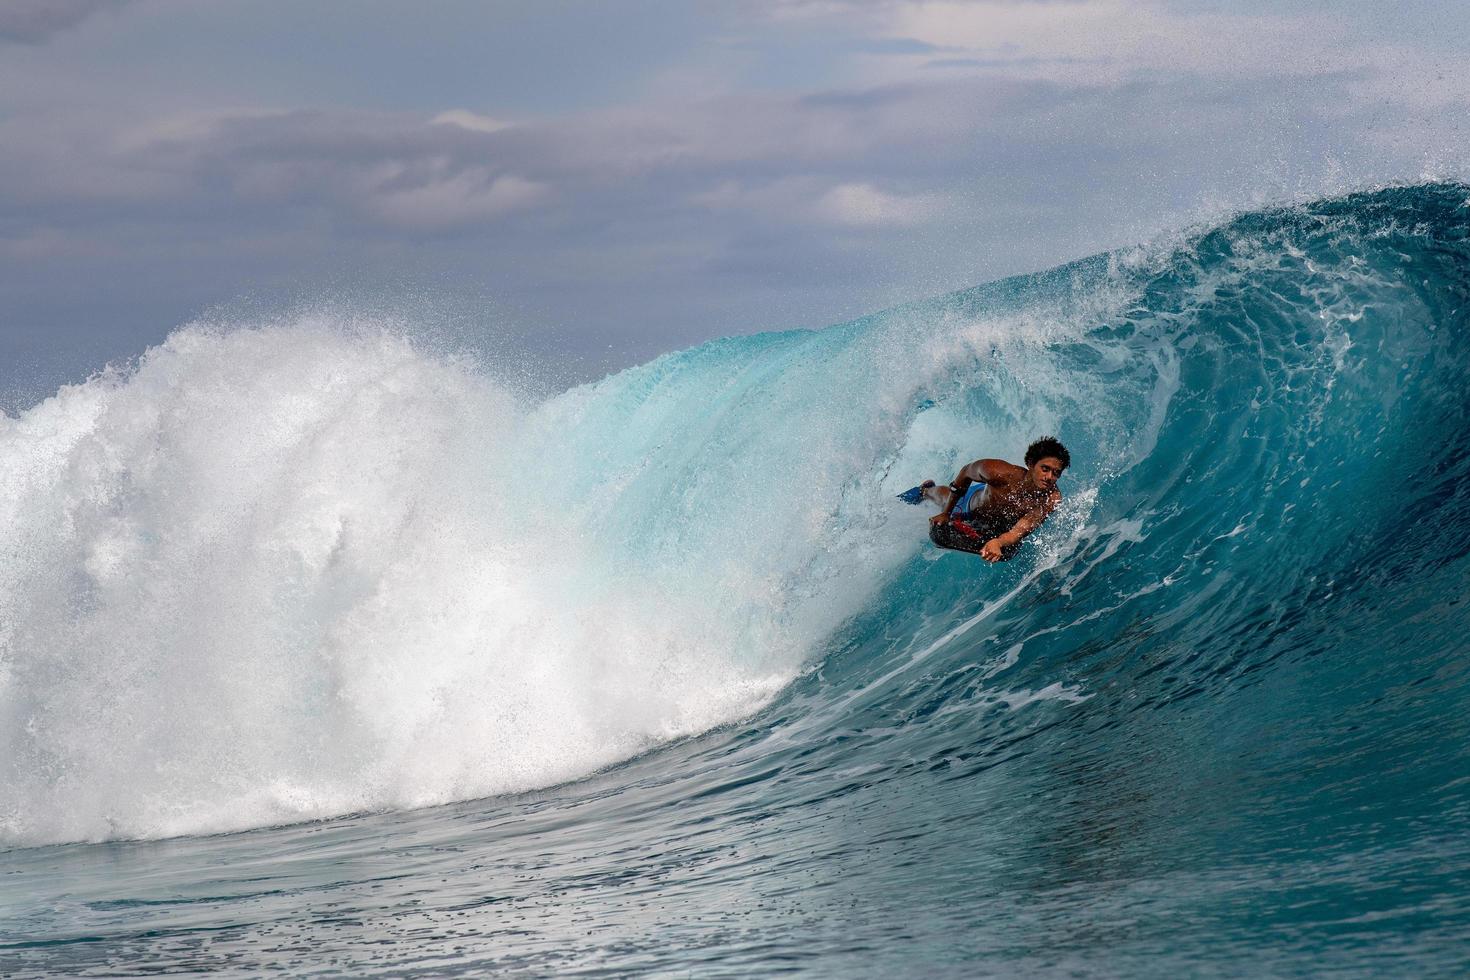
[0,319,819,845]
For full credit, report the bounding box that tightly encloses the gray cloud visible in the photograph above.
[0,0,133,44]
[4,65,1459,307]
[0,75,1094,252]
[1,0,1467,405]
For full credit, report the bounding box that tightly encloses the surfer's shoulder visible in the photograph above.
[976,458,1024,482]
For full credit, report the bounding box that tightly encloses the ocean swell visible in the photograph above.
[2,182,1468,854]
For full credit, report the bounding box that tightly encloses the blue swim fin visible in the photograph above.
[896,481,934,505]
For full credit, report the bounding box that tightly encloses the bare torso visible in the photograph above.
[965,461,1055,524]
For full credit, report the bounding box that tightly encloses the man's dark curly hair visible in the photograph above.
[1025,436,1070,470]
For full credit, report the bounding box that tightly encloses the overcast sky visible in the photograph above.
[1,0,1466,403]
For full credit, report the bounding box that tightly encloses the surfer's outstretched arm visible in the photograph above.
[980,491,1061,562]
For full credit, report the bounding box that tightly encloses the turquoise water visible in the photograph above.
[2,184,1469,976]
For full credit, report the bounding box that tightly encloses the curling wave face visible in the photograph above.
[2,184,1469,976]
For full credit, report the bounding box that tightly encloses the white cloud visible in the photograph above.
[431,110,513,135]
[362,171,550,231]
[693,175,946,228]
[117,108,295,151]
[852,0,1459,100]
[815,181,943,226]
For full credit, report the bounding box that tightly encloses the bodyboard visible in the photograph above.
[928,520,1018,560]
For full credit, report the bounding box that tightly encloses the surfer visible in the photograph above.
[898,436,1070,562]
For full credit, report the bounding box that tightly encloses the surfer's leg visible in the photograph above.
[922,481,955,510]
[897,479,939,505]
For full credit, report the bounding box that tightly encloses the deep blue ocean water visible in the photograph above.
[2,183,1469,976]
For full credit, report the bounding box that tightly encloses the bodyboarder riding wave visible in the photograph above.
[898,436,1070,562]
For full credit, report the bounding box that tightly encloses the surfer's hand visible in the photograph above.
[981,538,1005,562]
[930,513,950,526]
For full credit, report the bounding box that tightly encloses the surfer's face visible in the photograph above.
[1029,457,1065,491]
